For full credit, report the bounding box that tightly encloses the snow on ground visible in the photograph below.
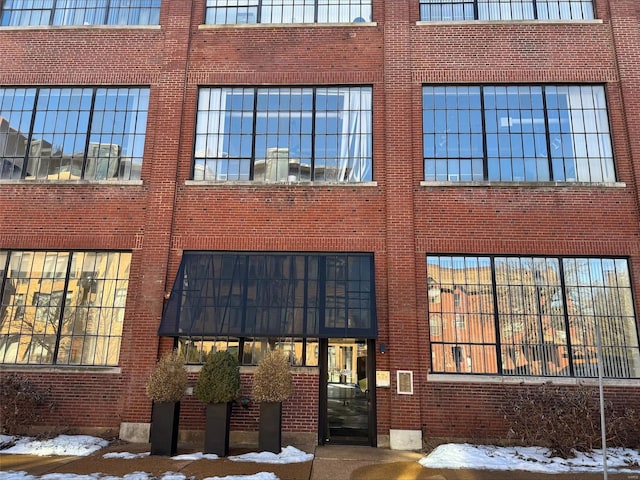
[228,447,314,464]
[420,443,640,474]
[0,435,108,456]
[2,434,640,479]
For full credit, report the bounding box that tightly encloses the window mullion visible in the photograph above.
[51,253,73,364]
[532,0,539,19]
[489,257,504,374]
[311,89,317,181]
[541,86,555,181]
[250,88,259,180]
[480,86,489,181]
[257,0,263,23]
[81,89,98,179]
[314,0,319,23]
[473,0,479,20]
[104,0,111,25]
[23,89,40,180]
[49,0,58,26]
[557,258,575,377]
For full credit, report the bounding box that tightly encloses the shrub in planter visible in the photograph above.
[252,350,293,453]
[145,350,188,456]
[194,350,240,456]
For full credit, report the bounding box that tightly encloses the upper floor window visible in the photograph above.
[205,0,372,25]
[0,250,132,366]
[419,0,593,21]
[423,85,614,183]
[1,87,149,181]
[427,255,640,378]
[1,0,160,26]
[194,86,372,183]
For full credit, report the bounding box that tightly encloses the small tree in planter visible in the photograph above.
[194,350,240,456]
[145,350,188,456]
[252,350,293,453]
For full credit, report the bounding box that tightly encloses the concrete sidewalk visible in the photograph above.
[1,444,639,480]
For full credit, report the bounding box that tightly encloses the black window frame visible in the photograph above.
[422,84,616,183]
[0,0,161,27]
[418,0,594,21]
[426,254,640,379]
[1,86,149,181]
[0,250,132,367]
[193,85,373,183]
[204,0,373,25]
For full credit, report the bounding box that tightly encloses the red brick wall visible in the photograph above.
[0,0,638,444]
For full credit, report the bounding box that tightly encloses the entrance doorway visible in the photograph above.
[319,338,376,446]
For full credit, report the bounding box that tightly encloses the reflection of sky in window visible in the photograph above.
[419,0,594,21]
[205,0,372,24]
[1,0,161,26]
[195,86,371,181]
[423,85,614,183]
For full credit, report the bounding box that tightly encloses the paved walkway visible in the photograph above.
[1,444,639,480]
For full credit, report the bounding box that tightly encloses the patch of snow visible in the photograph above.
[171,453,219,461]
[102,452,150,460]
[227,446,313,464]
[1,435,108,457]
[203,474,279,480]
[419,443,640,473]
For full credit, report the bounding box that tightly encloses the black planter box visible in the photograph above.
[204,402,232,456]
[149,401,180,456]
[258,402,282,453]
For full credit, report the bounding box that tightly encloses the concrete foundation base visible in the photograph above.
[389,429,422,451]
[119,422,150,444]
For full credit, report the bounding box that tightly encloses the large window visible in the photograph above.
[427,255,640,378]
[423,85,614,182]
[194,87,372,183]
[161,252,377,364]
[1,87,149,181]
[419,0,593,21]
[1,0,160,26]
[0,251,132,366]
[205,0,372,25]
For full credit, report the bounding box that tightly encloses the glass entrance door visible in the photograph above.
[320,338,375,445]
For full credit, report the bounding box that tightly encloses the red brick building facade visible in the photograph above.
[1,0,639,450]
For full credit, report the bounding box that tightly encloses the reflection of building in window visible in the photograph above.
[423,85,614,183]
[0,251,132,366]
[193,86,372,183]
[427,255,640,378]
[0,87,148,181]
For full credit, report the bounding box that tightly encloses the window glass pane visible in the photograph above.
[1,87,148,181]
[563,258,640,378]
[0,88,36,179]
[107,0,161,25]
[419,0,593,20]
[88,88,148,181]
[423,84,613,183]
[427,255,639,378]
[195,86,371,183]
[1,0,160,25]
[426,256,498,374]
[52,0,108,26]
[0,251,130,366]
[205,0,371,24]
[1,0,54,26]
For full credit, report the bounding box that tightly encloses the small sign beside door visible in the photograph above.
[396,370,414,395]
[375,370,390,387]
